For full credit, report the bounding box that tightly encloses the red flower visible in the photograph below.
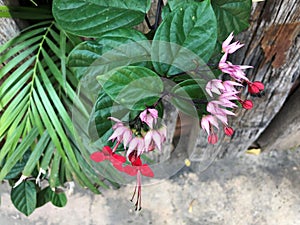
[123,152,154,210]
[90,146,126,171]
[247,81,264,94]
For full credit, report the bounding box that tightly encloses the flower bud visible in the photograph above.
[208,133,218,144]
[224,126,234,136]
[242,99,253,110]
[248,81,264,94]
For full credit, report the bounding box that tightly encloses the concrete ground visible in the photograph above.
[1,148,300,225]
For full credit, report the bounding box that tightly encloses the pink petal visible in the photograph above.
[222,32,234,52]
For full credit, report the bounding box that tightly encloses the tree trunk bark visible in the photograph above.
[188,0,300,164]
[0,0,22,45]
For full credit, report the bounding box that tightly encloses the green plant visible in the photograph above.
[0,0,261,215]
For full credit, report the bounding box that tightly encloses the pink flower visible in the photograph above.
[205,79,225,97]
[222,32,244,54]
[139,108,158,129]
[247,81,265,94]
[127,137,145,157]
[144,128,166,152]
[90,146,126,172]
[108,117,133,149]
[200,115,219,135]
[123,153,154,211]
[207,101,236,117]
[222,80,243,92]
[219,61,252,82]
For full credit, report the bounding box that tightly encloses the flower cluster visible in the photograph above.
[201,33,264,144]
[108,108,167,158]
[90,108,165,210]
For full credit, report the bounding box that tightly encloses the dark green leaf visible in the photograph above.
[97,66,164,110]
[171,79,207,117]
[53,0,151,37]
[167,0,197,11]
[68,28,151,100]
[36,186,52,208]
[11,181,37,216]
[152,0,217,75]
[88,90,129,141]
[4,150,31,180]
[211,0,252,42]
[51,191,67,207]
[0,6,53,20]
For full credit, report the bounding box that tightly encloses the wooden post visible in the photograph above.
[189,0,300,162]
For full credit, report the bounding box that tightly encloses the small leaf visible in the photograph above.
[51,191,67,207]
[36,186,52,208]
[11,181,37,216]
[53,0,151,37]
[97,66,164,110]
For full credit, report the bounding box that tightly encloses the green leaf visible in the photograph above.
[68,28,151,100]
[11,181,37,216]
[0,128,39,181]
[152,0,217,75]
[97,66,164,110]
[52,0,151,37]
[22,131,51,177]
[211,0,252,41]
[167,0,197,11]
[36,186,52,208]
[0,6,53,20]
[4,150,31,180]
[36,186,67,208]
[171,79,207,117]
[51,191,67,207]
[88,90,129,141]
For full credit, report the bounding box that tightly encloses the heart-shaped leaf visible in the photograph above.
[53,0,151,37]
[211,0,252,42]
[68,28,151,80]
[97,66,164,110]
[11,181,37,216]
[152,0,217,75]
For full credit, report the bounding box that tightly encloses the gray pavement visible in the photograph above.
[1,148,300,225]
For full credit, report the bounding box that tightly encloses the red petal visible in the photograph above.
[102,146,113,155]
[140,164,154,177]
[112,154,126,163]
[123,165,138,176]
[90,152,105,162]
[112,162,124,172]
